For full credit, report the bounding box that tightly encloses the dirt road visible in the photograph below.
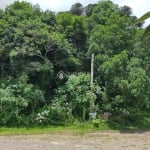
[0,131,150,150]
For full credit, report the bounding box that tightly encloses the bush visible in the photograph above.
[34,106,70,126]
[0,74,45,126]
[53,74,101,121]
[92,118,108,128]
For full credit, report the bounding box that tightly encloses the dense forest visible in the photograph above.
[0,0,150,126]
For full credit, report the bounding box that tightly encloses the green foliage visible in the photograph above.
[70,3,83,16]
[99,52,150,114]
[119,5,132,17]
[136,11,150,36]
[34,106,68,125]
[85,4,97,17]
[92,118,108,128]
[0,74,45,126]
[136,11,150,23]
[56,12,73,30]
[53,74,101,121]
[5,1,42,21]
[0,1,149,127]
[41,10,56,26]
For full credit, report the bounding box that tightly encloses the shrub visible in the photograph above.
[0,74,45,126]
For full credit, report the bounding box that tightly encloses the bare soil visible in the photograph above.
[0,130,150,150]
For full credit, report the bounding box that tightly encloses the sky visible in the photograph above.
[0,0,150,25]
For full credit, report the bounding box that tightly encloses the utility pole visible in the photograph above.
[89,53,96,119]
[90,54,94,88]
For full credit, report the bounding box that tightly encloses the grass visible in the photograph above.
[0,126,69,136]
[0,126,93,136]
[0,115,150,136]
[0,121,110,136]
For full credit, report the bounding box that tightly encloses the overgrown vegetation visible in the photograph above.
[0,0,150,128]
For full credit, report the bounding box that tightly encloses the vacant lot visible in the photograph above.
[0,131,150,150]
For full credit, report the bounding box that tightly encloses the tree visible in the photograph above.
[41,10,56,26]
[0,0,150,126]
[87,16,135,57]
[90,1,118,25]
[56,12,73,31]
[87,1,136,65]
[119,5,132,17]
[99,52,150,113]
[134,30,150,76]
[5,1,41,21]
[84,4,97,17]
[68,16,87,52]
[70,3,84,16]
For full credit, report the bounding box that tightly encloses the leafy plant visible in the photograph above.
[136,11,150,36]
[53,74,101,121]
[0,74,45,126]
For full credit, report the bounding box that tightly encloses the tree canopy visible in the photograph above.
[0,1,149,126]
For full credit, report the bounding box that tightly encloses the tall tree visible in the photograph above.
[84,4,97,17]
[119,5,132,17]
[70,3,84,16]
